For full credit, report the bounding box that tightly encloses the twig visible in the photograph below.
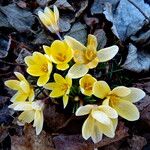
[0,59,26,66]
[127,0,150,23]
[56,32,63,40]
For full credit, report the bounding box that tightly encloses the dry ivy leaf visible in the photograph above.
[103,0,150,41]
[91,0,119,15]
[75,0,88,18]
[54,0,75,11]
[59,18,71,32]
[15,48,31,64]
[0,36,11,58]
[127,135,147,150]
[94,29,107,49]
[0,4,35,32]
[36,0,48,7]
[84,15,99,28]
[11,125,55,150]
[66,22,87,44]
[122,43,150,72]
[0,11,11,28]
[53,122,128,150]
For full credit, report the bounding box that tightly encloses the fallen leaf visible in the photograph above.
[94,29,107,49]
[15,48,31,64]
[11,125,55,150]
[36,0,48,7]
[54,0,75,11]
[0,11,11,28]
[0,4,35,32]
[84,15,99,28]
[127,135,147,150]
[66,22,87,44]
[0,36,11,58]
[59,18,71,32]
[75,0,88,18]
[53,122,128,150]
[122,43,150,72]
[103,0,150,41]
[91,0,119,15]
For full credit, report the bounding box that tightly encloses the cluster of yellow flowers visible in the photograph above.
[5,6,145,143]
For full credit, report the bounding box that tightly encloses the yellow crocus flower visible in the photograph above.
[79,74,97,96]
[93,81,146,121]
[43,40,73,70]
[44,73,72,108]
[64,34,119,78]
[9,100,44,135]
[38,5,59,33]
[5,72,34,102]
[24,52,53,86]
[76,104,118,143]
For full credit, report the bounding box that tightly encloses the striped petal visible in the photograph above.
[76,105,94,116]
[97,45,118,62]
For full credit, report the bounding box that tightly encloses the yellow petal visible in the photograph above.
[93,81,110,99]
[37,73,50,86]
[79,74,97,96]
[65,76,72,87]
[67,64,89,79]
[111,86,131,97]
[82,115,94,140]
[86,58,99,69]
[91,110,111,125]
[102,98,110,105]
[14,72,26,81]
[75,105,94,116]
[112,118,118,131]
[91,121,103,143]
[111,97,140,121]
[5,80,20,90]
[53,5,59,22]
[123,87,145,103]
[87,34,97,49]
[50,88,65,97]
[73,49,87,64]
[97,45,119,62]
[10,91,28,102]
[54,73,66,84]
[20,81,30,94]
[9,102,32,111]
[27,65,46,76]
[18,110,34,123]
[63,95,69,108]
[43,45,51,56]
[64,36,86,51]
[44,82,56,90]
[33,52,48,65]
[29,88,35,102]
[57,63,69,70]
[38,11,51,27]
[44,7,55,23]
[97,120,115,138]
[33,110,43,135]
[98,105,118,119]
[24,56,35,66]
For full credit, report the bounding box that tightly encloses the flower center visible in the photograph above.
[56,53,66,62]
[61,83,68,92]
[41,64,48,72]
[109,95,118,107]
[84,82,92,91]
[85,49,97,61]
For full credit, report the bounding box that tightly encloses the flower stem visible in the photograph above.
[56,32,63,40]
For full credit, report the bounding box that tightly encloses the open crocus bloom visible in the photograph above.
[44,73,72,108]
[76,105,118,143]
[5,72,34,102]
[93,81,146,121]
[38,5,59,33]
[24,52,53,86]
[43,40,73,70]
[79,74,97,96]
[65,34,119,78]
[9,100,44,135]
